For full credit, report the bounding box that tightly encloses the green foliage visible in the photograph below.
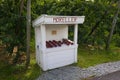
[1,0,120,54]
[113,34,120,47]
[0,0,26,54]
[30,38,35,52]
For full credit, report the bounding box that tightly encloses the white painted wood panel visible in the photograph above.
[46,24,68,41]
[47,49,75,69]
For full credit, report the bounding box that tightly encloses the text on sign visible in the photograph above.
[53,17,77,23]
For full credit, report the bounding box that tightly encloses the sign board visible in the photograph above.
[53,17,77,23]
[33,15,85,26]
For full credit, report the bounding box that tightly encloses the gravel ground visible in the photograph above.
[88,71,120,80]
[36,61,120,80]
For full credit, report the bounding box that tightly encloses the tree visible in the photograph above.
[0,0,27,64]
[106,0,120,50]
[26,0,31,68]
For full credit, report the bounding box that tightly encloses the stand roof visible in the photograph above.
[33,15,85,27]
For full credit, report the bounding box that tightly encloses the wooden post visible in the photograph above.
[41,24,46,50]
[26,0,31,68]
[74,24,78,44]
[74,24,78,62]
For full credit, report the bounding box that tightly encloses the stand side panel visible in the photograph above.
[35,27,41,64]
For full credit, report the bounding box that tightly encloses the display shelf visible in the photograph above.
[46,44,78,53]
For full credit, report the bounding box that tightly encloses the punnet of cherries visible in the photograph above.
[46,39,74,48]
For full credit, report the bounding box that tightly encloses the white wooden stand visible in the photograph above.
[33,15,85,71]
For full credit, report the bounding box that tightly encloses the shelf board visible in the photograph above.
[45,44,78,53]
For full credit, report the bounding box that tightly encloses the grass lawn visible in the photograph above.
[76,46,120,68]
[0,46,120,80]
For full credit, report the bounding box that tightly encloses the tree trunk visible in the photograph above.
[13,0,25,64]
[20,0,24,15]
[106,0,120,50]
[26,0,31,69]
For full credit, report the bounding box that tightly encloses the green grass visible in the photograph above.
[0,46,120,80]
[0,53,42,80]
[76,46,120,68]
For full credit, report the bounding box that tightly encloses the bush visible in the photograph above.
[113,34,120,47]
